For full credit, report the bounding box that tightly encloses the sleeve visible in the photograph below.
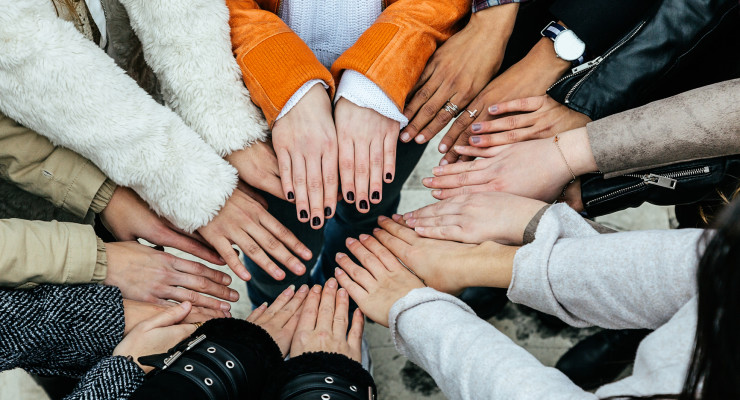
[473,1,529,13]
[0,2,237,232]
[0,112,108,220]
[390,287,596,400]
[586,79,740,178]
[118,0,269,156]
[522,205,616,244]
[276,80,327,121]
[227,0,335,127]
[509,204,702,329]
[64,356,145,400]
[0,284,126,378]
[335,70,409,128]
[330,0,470,114]
[0,219,102,288]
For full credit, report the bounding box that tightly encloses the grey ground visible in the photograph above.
[0,132,675,399]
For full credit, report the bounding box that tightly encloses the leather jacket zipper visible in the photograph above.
[585,166,710,207]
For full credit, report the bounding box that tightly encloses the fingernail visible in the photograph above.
[338,288,347,297]
[346,238,357,245]
[324,207,332,217]
[489,105,498,113]
[327,278,337,288]
[438,143,448,153]
[336,253,346,259]
[373,227,381,233]
[300,210,308,219]
[298,284,309,293]
[422,177,432,185]
[222,275,231,285]
[432,190,442,196]
[454,145,465,152]
[401,132,410,142]
[372,191,380,200]
[439,159,449,166]
[287,191,294,200]
[180,302,190,310]
[432,166,441,175]
[378,215,389,221]
[312,284,322,293]
[260,302,268,309]
[386,173,393,181]
[406,218,416,226]
[403,212,412,219]
[470,136,481,144]
[360,200,369,210]
[347,192,355,202]
[415,227,425,234]
[392,214,402,221]
[230,291,239,301]
[471,123,482,132]
[335,267,344,276]
[221,303,231,311]
[312,216,321,226]
[283,285,295,296]
[359,234,370,241]
[415,135,425,143]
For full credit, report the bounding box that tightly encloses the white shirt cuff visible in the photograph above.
[276,79,329,121]
[335,70,409,129]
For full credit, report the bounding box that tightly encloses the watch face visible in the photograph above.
[553,30,586,61]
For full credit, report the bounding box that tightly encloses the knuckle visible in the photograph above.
[417,87,431,101]
[340,159,354,171]
[437,110,453,124]
[266,236,281,251]
[355,163,368,175]
[324,173,337,185]
[293,176,306,186]
[245,244,261,255]
[421,103,438,117]
[507,116,518,130]
[308,179,322,191]
[518,98,529,110]
[506,131,519,143]
[456,173,468,185]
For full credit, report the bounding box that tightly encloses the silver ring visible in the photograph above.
[443,100,459,115]
[466,109,478,118]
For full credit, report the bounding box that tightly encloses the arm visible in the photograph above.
[64,356,144,400]
[0,2,237,232]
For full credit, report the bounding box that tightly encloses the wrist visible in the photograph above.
[527,37,572,81]
[476,242,517,289]
[469,3,519,40]
[558,127,597,176]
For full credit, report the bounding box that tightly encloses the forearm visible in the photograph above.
[64,356,144,400]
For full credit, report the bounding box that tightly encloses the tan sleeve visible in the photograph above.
[0,112,110,218]
[0,219,100,288]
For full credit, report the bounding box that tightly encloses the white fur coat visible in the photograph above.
[0,0,268,231]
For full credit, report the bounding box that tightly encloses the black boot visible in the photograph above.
[555,329,651,390]
[459,287,509,320]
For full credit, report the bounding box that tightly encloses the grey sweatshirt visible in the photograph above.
[389,204,705,400]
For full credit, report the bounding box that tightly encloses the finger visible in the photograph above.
[139,301,192,331]
[439,97,484,158]
[369,137,384,205]
[401,82,445,143]
[276,148,296,203]
[358,233,403,272]
[354,141,370,213]
[404,199,460,220]
[296,284,322,332]
[347,308,364,356]
[272,284,309,327]
[413,221,465,241]
[334,266,368,304]
[153,228,224,265]
[235,232,286,281]
[259,211,313,263]
[382,131,397,184]
[406,214,461,229]
[470,111,535,135]
[406,63,435,108]
[211,237,251,281]
[372,228,414,263]
[421,170,489,190]
[185,305,227,322]
[292,155,310,223]
[171,257,233,289]
[258,284,295,323]
[452,145,503,158]
[237,182,270,209]
[377,215,419,244]
[333,287,350,337]
[246,302,267,323]
[306,156,325,229]
[322,150,339,219]
[338,138,356,204]
[345,237,386,279]
[316,278,338,331]
[431,184,492,200]
[416,92,466,144]
[335,252,377,291]
[469,127,537,147]
[163,285,231,312]
[170,261,238,303]
[488,95,546,116]
[431,157,497,176]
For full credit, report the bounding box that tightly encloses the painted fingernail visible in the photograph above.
[287,191,294,200]
[415,135,425,143]
[378,215,389,221]
[401,132,410,142]
[439,159,449,166]
[359,234,370,241]
[346,238,357,245]
[470,136,481,144]
[312,216,321,226]
[386,173,393,181]
[327,278,337,288]
[338,288,347,297]
[300,210,308,219]
[360,200,369,210]
[347,192,355,201]
[335,267,344,276]
[372,191,380,200]
[471,123,482,132]
[489,105,498,113]
[438,143,448,153]
[283,284,295,296]
[324,207,332,217]
[422,177,432,185]
[298,284,309,293]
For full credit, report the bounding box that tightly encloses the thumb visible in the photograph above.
[140,301,192,331]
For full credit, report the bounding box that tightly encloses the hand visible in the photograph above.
[427,127,597,202]
[114,301,198,373]
[272,84,339,229]
[101,187,223,265]
[403,193,547,245]
[335,98,400,213]
[226,140,285,201]
[465,95,591,147]
[401,4,518,145]
[439,37,572,165]
[290,279,364,363]
[246,284,309,357]
[334,237,425,327]
[105,241,237,314]
[197,188,312,282]
[122,299,221,335]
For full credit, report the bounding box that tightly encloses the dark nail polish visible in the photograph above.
[347,192,355,201]
[324,207,332,217]
[470,136,481,144]
[360,200,369,210]
[287,191,294,200]
[386,173,393,181]
[300,210,308,219]
[372,191,380,200]
[312,217,320,226]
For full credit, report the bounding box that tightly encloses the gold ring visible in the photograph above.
[191,321,204,329]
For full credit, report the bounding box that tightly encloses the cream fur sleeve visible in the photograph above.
[120,0,269,156]
[0,0,237,232]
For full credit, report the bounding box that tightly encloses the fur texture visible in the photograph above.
[0,0,237,231]
[120,0,269,156]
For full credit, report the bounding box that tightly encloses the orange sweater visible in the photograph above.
[227,0,469,127]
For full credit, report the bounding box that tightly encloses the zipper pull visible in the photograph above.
[644,173,677,189]
[571,56,603,75]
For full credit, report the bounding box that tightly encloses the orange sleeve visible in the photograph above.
[331,0,469,113]
[227,0,334,127]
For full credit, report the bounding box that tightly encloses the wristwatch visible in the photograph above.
[541,21,586,66]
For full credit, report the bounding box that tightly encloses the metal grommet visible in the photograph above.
[207,347,216,353]
[225,360,235,369]
[204,378,213,386]
[184,365,194,372]
[324,376,334,384]
[321,395,330,400]
[349,385,357,392]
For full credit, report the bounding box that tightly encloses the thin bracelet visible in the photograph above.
[553,135,576,198]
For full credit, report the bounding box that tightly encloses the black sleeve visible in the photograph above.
[64,356,145,400]
[0,284,125,378]
[549,0,660,54]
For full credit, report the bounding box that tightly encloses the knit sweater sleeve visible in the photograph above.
[0,284,126,377]
[64,356,144,400]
